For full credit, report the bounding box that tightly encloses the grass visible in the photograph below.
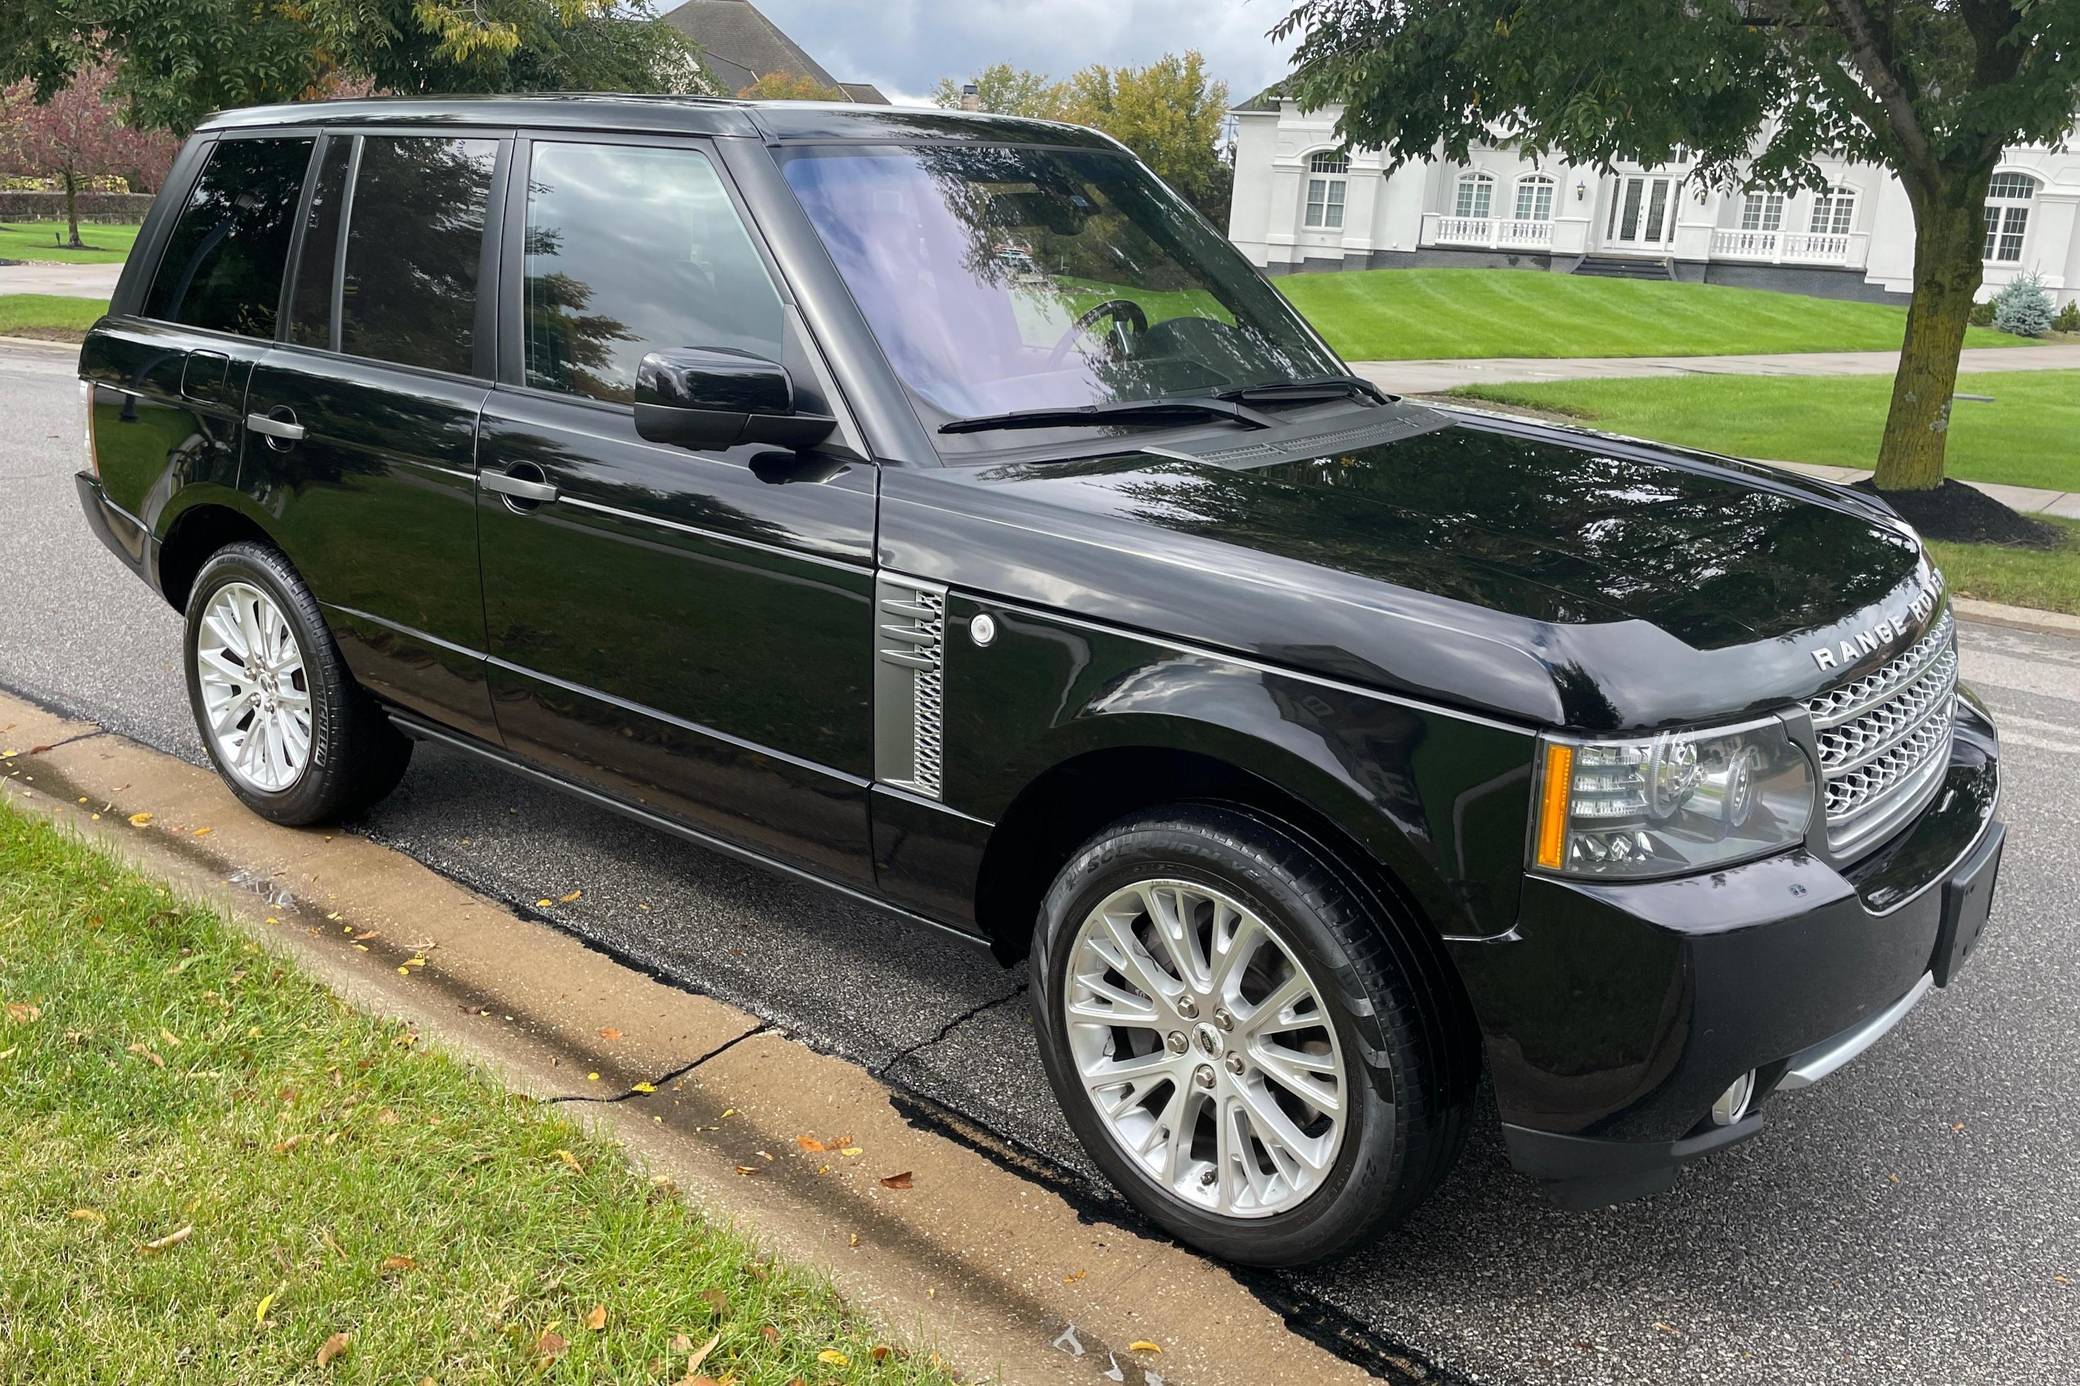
[0,798,954,1386]
[1278,267,2028,360]
[0,220,140,264]
[1929,517,2080,617]
[0,293,108,340]
[1445,370,2080,493]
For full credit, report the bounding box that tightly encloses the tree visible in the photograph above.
[0,64,176,248]
[936,55,1233,224]
[737,72,846,102]
[931,63,1068,119]
[0,0,704,137]
[1275,1,2080,506]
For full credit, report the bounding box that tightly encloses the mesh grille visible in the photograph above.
[1804,611,1957,854]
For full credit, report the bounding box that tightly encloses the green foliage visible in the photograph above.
[1992,272,2055,338]
[0,0,705,135]
[930,63,1068,119]
[737,72,846,102]
[2054,300,2080,335]
[1968,300,1997,328]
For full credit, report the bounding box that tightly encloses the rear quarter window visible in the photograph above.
[142,136,315,338]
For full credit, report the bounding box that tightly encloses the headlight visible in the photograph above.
[1530,717,1815,879]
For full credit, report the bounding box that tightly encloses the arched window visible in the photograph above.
[1513,173,1556,222]
[1809,185,1857,236]
[1984,172,2036,262]
[1304,150,1349,230]
[1454,171,1495,219]
[1739,191,1785,232]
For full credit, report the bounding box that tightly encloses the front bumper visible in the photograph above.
[1451,696,2002,1210]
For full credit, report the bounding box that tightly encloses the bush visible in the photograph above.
[1991,271,2055,337]
[1967,300,1996,328]
[2053,299,2080,335]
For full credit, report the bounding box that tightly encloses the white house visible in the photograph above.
[1228,92,2080,306]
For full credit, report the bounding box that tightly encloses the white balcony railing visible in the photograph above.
[1708,228,1868,267]
[1427,215,1555,250]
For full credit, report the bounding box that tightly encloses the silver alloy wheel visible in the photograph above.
[1063,878,1348,1218]
[194,581,313,794]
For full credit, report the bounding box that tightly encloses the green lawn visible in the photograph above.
[0,799,953,1385]
[0,220,140,264]
[0,293,107,339]
[1929,517,2080,617]
[1280,268,2027,361]
[1446,370,2080,493]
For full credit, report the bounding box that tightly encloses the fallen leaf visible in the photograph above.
[138,1224,193,1253]
[701,1288,727,1316]
[352,929,379,942]
[379,1254,416,1274]
[1951,1122,1967,1133]
[816,1350,850,1367]
[598,1027,623,1041]
[256,1289,279,1324]
[733,1165,759,1176]
[273,1134,309,1155]
[759,1324,779,1344]
[316,1332,350,1368]
[559,889,582,903]
[838,1147,863,1158]
[584,1303,607,1332]
[670,1333,694,1352]
[1129,1340,1163,1354]
[632,1082,656,1094]
[587,1072,601,1082]
[1653,1321,1680,1337]
[159,1028,183,1047]
[4,1002,39,1024]
[870,1345,892,1362]
[847,1232,859,1248]
[1062,1269,1087,1284]
[796,1135,826,1153]
[535,898,553,909]
[684,1332,720,1373]
[533,1328,568,1360]
[377,1108,400,1125]
[192,825,212,837]
[128,812,153,827]
[554,1149,584,1174]
[67,1208,105,1224]
[879,1171,913,1190]
[2055,1273,2072,1286]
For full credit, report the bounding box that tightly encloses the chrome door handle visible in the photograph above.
[245,411,305,442]
[481,469,560,505]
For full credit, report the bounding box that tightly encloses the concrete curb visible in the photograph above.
[1954,597,2080,641]
[0,690,1399,1386]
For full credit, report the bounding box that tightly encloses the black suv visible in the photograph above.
[76,96,2004,1267]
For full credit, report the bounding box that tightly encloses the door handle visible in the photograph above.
[481,466,560,506]
[245,409,305,445]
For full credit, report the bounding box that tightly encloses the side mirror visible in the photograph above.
[633,347,837,452]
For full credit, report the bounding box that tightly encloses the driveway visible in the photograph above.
[1356,340,2080,394]
[4,341,2077,1384]
[0,261,122,297]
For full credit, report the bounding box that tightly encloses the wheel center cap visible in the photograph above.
[1192,1022,1224,1058]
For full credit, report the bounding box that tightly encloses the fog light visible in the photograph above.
[1711,1070,1757,1127]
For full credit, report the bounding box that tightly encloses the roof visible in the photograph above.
[662,0,888,103]
[1232,83,1286,114]
[193,95,1118,150]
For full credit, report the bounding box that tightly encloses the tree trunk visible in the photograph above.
[1872,189,1985,492]
[63,165,84,250]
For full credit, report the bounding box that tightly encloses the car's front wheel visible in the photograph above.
[1031,804,1469,1266]
[183,541,410,825]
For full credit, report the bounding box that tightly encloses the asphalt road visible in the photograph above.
[6,341,2076,1384]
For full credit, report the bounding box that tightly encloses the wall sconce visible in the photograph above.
[1575,181,1588,202]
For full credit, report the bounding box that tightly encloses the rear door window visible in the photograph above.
[338,136,498,375]
[142,136,314,338]
[286,136,353,349]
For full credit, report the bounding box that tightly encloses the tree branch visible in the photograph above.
[1817,0,1935,176]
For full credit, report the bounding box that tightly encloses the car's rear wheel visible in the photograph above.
[183,541,410,825]
[1031,804,1469,1266]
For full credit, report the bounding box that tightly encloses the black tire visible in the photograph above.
[182,541,411,825]
[1030,804,1471,1266]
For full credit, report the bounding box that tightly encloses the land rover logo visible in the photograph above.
[1810,572,1945,671]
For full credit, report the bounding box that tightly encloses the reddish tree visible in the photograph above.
[0,64,175,248]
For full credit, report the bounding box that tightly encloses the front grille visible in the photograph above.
[1804,610,1958,856]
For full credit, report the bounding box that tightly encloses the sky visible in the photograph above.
[741,0,1298,108]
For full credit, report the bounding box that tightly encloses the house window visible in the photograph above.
[1513,174,1555,222]
[1454,171,1495,219]
[1809,186,1857,236]
[1739,191,1785,232]
[1304,150,1348,230]
[1984,172,2036,262]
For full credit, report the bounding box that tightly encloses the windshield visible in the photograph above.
[776,142,1344,447]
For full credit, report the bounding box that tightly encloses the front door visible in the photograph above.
[475,134,879,887]
[1604,174,1680,252]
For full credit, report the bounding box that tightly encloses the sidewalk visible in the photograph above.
[0,261,121,297]
[1354,341,2080,394]
[1765,457,2080,519]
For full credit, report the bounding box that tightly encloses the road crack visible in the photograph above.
[541,1022,774,1105]
[872,982,1028,1077]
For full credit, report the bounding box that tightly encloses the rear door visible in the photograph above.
[241,130,508,742]
[81,133,313,539]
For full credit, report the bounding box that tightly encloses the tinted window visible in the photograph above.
[340,136,496,374]
[287,136,353,348]
[143,136,314,338]
[524,142,783,403]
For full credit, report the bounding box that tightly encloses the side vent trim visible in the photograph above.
[874,574,948,800]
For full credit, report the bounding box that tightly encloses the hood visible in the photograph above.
[877,405,1936,731]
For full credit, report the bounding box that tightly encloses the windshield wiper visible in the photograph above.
[1216,374,1396,407]
[938,396,1279,435]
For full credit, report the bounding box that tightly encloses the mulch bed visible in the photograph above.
[1855,477,2064,549]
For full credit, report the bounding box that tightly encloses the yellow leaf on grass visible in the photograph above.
[1129,1340,1163,1354]
[5,1002,40,1024]
[816,1349,850,1367]
[379,1254,415,1273]
[160,1029,182,1047]
[554,1149,584,1173]
[316,1331,350,1368]
[67,1208,105,1224]
[127,812,153,827]
[138,1224,193,1253]
[583,1303,608,1332]
[256,1289,278,1324]
[685,1332,721,1373]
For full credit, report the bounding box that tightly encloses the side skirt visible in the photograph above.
[384,709,997,956]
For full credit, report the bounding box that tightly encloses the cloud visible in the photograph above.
[741,0,1296,106]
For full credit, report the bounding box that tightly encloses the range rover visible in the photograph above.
[74,96,2004,1267]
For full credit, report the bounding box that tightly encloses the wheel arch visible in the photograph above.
[154,491,281,613]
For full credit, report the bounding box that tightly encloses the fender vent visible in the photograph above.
[874,576,947,799]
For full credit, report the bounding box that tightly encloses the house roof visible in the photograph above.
[1232,83,1285,114]
[661,0,888,103]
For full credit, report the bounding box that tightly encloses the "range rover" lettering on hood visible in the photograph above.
[1811,571,1947,671]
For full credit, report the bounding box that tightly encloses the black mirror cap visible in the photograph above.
[633,347,837,452]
